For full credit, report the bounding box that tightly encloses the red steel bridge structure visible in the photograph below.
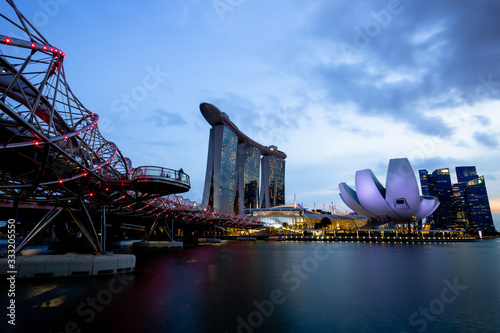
[0,0,262,254]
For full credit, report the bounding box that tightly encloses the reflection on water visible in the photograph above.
[2,239,500,333]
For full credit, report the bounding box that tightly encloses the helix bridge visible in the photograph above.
[0,0,262,253]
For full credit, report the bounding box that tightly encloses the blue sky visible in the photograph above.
[3,0,500,228]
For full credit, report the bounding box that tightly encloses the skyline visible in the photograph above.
[4,1,499,227]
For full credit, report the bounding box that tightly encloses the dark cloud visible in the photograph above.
[146,109,187,127]
[307,0,500,137]
[474,131,499,148]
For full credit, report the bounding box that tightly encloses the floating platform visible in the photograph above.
[132,240,183,249]
[195,238,222,244]
[236,236,257,241]
[0,253,135,279]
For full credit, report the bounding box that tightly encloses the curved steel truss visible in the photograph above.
[0,0,262,253]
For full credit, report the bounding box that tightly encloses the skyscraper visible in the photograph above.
[202,123,238,213]
[419,166,494,232]
[201,103,286,215]
[419,169,434,226]
[456,166,494,232]
[260,150,286,209]
[237,141,261,213]
[419,168,457,229]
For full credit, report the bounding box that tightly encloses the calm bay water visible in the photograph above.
[2,239,500,333]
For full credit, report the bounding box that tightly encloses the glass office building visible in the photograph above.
[456,167,494,232]
[203,124,238,213]
[260,153,285,209]
[418,170,434,226]
[237,142,261,214]
[419,168,457,229]
[419,166,495,232]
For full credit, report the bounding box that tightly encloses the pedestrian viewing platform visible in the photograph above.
[130,166,191,194]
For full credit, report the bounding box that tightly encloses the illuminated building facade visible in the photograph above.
[455,166,494,232]
[202,124,239,213]
[260,152,285,209]
[237,142,261,213]
[339,158,439,223]
[419,166,494,232]
[201,103,286,215]
[419,168,456,229]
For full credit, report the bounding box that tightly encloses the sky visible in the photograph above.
[2,0,500,228]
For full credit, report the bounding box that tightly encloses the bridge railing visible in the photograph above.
[131,166,190,185]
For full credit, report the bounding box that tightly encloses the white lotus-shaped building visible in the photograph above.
[338,158,439,222]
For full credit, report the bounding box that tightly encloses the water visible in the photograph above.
[2,239,500,333]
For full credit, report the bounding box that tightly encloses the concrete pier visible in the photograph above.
[236,236,257,241]
[0,253,135,278]
[195,238,222,244]
[132,240,183,249]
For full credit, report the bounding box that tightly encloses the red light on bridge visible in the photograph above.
[6,38,10,44]
[59,179,63,184]
[31,43,35,48]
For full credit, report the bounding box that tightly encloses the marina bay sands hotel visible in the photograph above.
[200,103,286,215]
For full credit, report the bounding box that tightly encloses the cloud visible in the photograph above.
[411,157,461,173]
[146,109,187,127]
[474,131,499,148]
[206,92,304,145]
[305,0,500,138]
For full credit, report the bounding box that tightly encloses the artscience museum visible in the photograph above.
[339,158,440,223]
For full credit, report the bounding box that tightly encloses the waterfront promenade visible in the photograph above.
[273,229,476,243]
